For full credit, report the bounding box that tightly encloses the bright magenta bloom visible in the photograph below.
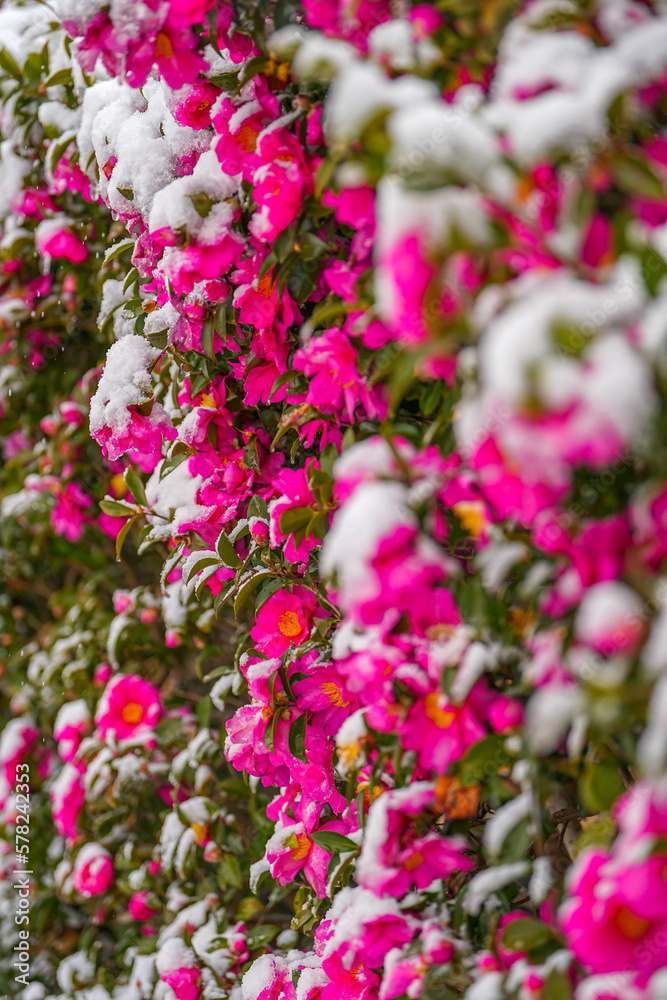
[250,586,321,657]
[356,783,473,896]
[35,220,88,264]
[51,763,85,841]
[72,842,114,897]
[95,674,163,741]
[129,890,157,921]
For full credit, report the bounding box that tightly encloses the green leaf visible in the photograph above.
[99,498,136,517]
[544,968,573,1000]
[244,437,261,474]
[190,192,217,218]
[196,695,212,729]
[640,245,667,297]
[185,555,221,585]
[457,735,507,786]
[613,154,665,199]
[502,918,553,953]
[124,467,147,507]
[310,830,358,854]
[279,506,313,537]
[216,529,241,567]
[217,853,243,890]
[246,924,280,950]
[579,761,626,815]
[115,515,137,562]
[233,569,272,617]
[200,317,216,361]
[0,49,22,79]
[45,68,73,88]
[288,713,308,762]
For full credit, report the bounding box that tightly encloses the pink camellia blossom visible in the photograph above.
[264,817,346,898]
[269,459,323,565]
[487,696,524,734]
[409,4,445,37]
[95,674,163,741]
[173,82,220,129]
[54,699,92,763]
[50,763,85,841]
[129,890,158,921]
[35,219,88,263]
[356,782,473,896]
[380,922,454,1000]
[561,848,667,983]
[89,335,177,474]
[315,887,417,984]
[574,581,644,656]
[214,95,279,180]
[73,842,114,897]
[293,328,384,423]
[250,585,323,657]
[400,686,488,774]
[51,482,92,542]
[0,716,39,786]
[249,129,311,242]
[161,968,202,1000]
[156,941,202,1000]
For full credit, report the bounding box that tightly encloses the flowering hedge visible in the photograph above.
[2,1,667,999]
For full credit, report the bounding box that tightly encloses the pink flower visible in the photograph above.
[54,700,91,763]
[250,586,322,657]
[173,82,220,129]
[161,968,202,1000]
[265,818,344,898]
[0,717,38,786]
[269,460,322,565]
[35,220,88,263]
[561,848,667,982]
[488,696,524,734]
[410,5,445,37]
[249,130,310,242]
[316,887,416,980]
[293,328,383,423]
[356,783,473,896]
[400,688,487,774]
[95,674,163,741]
[51,764,85,841]
[129,890,157,920]
[73,843,114,897]
[51,482,92,542]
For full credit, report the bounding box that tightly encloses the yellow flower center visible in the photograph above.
[424,692,457,729]
[121,702,143,725]
[404,851,424,871]
[278,610,302,638]
[321,682,348,708]
[453,501,487,539]
[291,834,311,861]
[155,31,174,60]
[615,907,651,940]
